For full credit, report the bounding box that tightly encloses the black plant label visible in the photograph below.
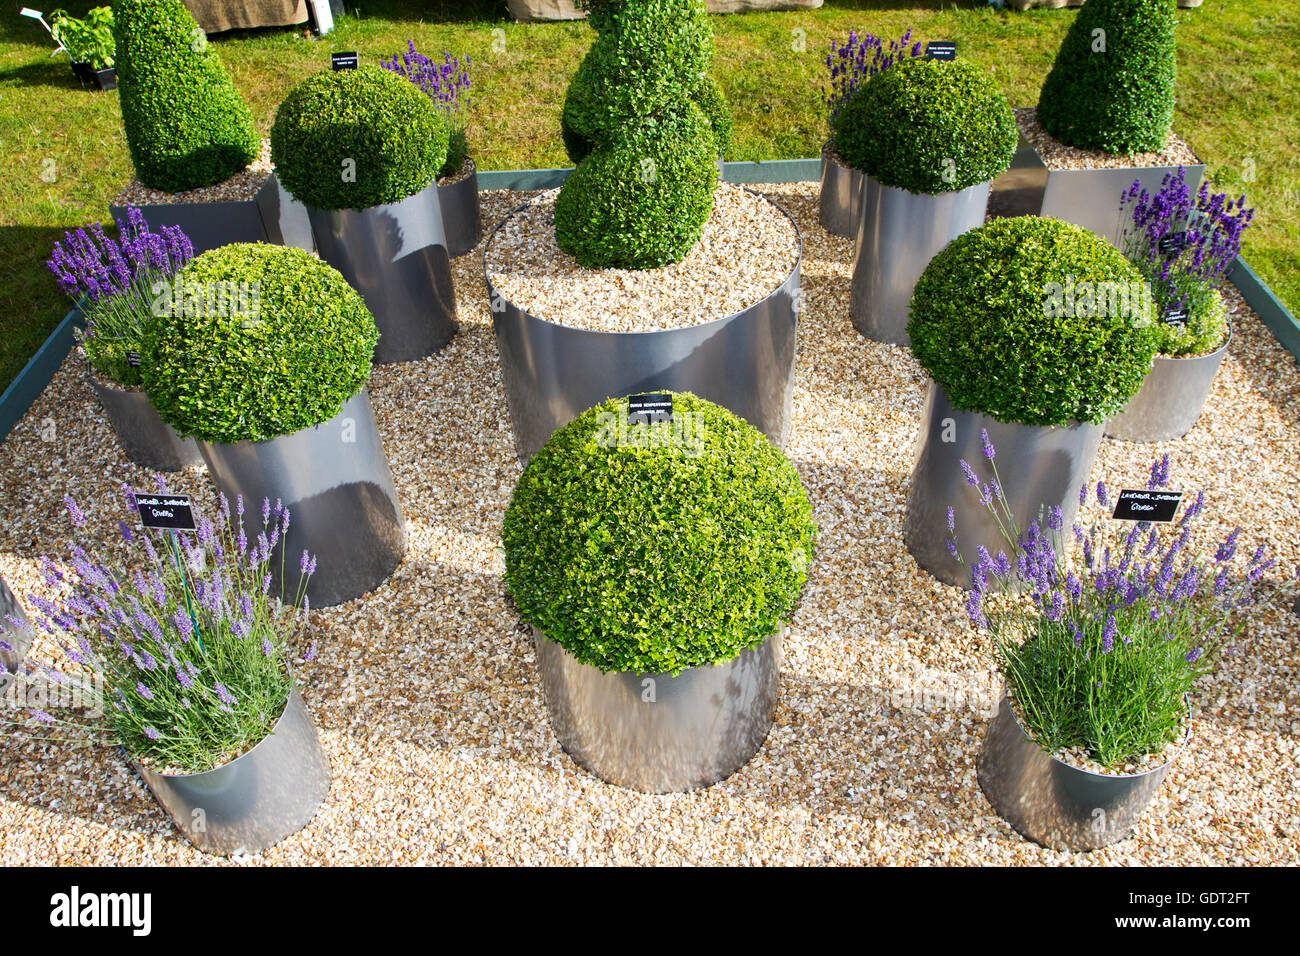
[1158,230,1187,257]
[925,40,957,61]
[125,351,141,367]
[628,393,673,426]
[136,494,197,532]
[331,51,359,71]
[1112,489,1183,524]
[1160,305,1190,327]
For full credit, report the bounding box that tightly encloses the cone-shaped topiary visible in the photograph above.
[556,0,727,268]
[271,66,450,212]
[502,392,816,675]
[114,0,260,193]
[1037,0,1178,155]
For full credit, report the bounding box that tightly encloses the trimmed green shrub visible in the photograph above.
[554,108,718,270]
[502,392,816,675]
[1038,0,1177,154]
[142,244,378,444]
[113,0,260,193]
[556,0,725,267]
[908,216,1160,426]
[271,66,450,211]
[835,57,1017,195]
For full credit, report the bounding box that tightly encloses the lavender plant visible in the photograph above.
[5,481,315,775]
[45,208,193,389]
[381,41,472,179]
[954,439,1268,770]
[822,28,923,132]
[1118,168,1254,358]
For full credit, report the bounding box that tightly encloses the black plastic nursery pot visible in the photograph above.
[307,181,459,364]
[131,686,330,855]
[70,62,116,90]
[1104,328,1231,443]
[903,382,1104,589]
[534,627,783,794]
[88,366,204,473]
[0,574,34,674]
[978,693,1186,852]
[196,389,407,609]
[108,171,316,258]
[436,158,484,259]
[818,140,861,240]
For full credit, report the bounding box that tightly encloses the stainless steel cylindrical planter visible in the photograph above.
[978,694,1184,852]
[1105,329,1230,443]
[131,687,330,855]
[436,159,483,259]
[849,178,990,347]
[0,574,34,674]
[198,390,407,608]
[307,182,458,364]
[486,196,801,462]
[818,140,862,240]
[904,383,1104,588]
[89,370,204,472]
[1039,161,1207,249]
[534,628,782,793]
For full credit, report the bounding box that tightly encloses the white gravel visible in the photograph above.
[1017,107,1201,171]
[114,140,273,207]
[0,183,1296,865]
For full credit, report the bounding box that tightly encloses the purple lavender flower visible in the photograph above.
[304,641,317,662]
[214,682,236,705]
[1149,454,1171,489]
[135,681,154,702]
[980,429,995,461]
[1101,614,1117,654]
[144,726,161,741]
[1096,481,1108,508]
[965,589,987,630]
[961,460,979,488]
[822,28,922,122]
[63,494,86,528]
[1185,646,1202,664]
[1215,528,1240,563]
[1047,506,1063,531]
[946,506,955,534]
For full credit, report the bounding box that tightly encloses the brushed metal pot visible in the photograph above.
[0,575,34,674]
[1105,329,1230,443]
[197,390,407,609]
[818,140,861,240]
[88,368,204,472]
[534,628,782,793]
[904,383,1104,588]
[849,178,990,347]
[978,693,1184,852]
[307,182,458,364]
[436,159,483,258]
[1040,161,1207,249]
[486,193,801,462]
[131,686,330,856]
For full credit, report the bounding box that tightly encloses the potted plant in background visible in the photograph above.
[107,0,313,255]
[1106,170,1254,442]
[272,65,458,364]
[1014,0,1206,246]
[960,452,1269,851]
[502,392,816,793]
[837,56,1017,346]
[8,489,330,856]
[141,244,407,607]
[50,6,117,89]
[381,42,481,258]
[45,209,203,472]
[489,0,800,462]
[818,28,922,239]
[903,216,1159,587]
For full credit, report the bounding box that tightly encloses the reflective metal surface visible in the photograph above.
[1041,162,1206,248]
[1105,329,1230,442]
[534,628,782,793]
[0,575,33,674]
[307,183,459,364]
[818,140,862,240]
[89,370,204,472]
[904,383,1104,588]
[437,160,483,259]
[978,693,1183,852]
[849,178,989,346]
[255,171,316,253]
[987,131,1048,221]
[132,687,330,856]
[198,390,407,608]
[487,192,801,462]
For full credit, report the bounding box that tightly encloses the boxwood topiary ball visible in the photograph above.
[502,392,816,676]
[142,243,378,444]
[908,216,1160,427]
[1038,0,1177,155]
[270,65,450,211]
[554,107,718,270]
[834,57,1017,195]
[114,0,260,193]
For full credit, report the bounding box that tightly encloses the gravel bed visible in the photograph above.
[485,183,800,332]
[1,183,1297,865]
[1016,107,1201,170]
[113,140,273,207]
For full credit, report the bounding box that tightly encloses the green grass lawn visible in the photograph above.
[2,0,1296,393]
